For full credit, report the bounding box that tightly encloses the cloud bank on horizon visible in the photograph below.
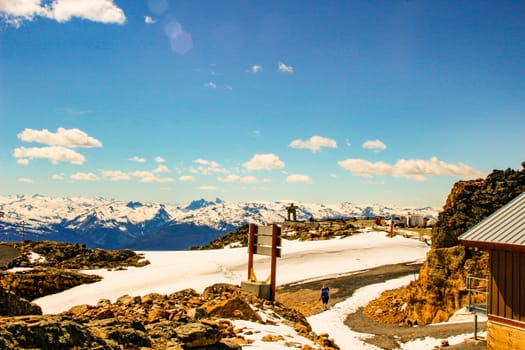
[11,126,484,186]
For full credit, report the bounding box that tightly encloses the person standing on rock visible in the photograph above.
[320,283,330,309]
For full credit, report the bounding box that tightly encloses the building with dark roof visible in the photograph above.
[459,191,525,350]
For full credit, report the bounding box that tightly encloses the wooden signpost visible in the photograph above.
[244,223,281,301]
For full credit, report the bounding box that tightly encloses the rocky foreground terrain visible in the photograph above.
[0,241,339,349]
[1,283,338,349]
[0,241,149,303]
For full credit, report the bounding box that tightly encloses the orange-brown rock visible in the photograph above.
[365,166,525,325]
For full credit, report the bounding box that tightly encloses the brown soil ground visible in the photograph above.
[277,262,486,350]
[0,245,21,267]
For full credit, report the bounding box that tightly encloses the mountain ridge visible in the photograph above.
[0,195,439,250]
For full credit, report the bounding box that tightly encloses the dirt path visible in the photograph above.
[277,262,486,349]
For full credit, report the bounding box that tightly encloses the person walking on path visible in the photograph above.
[320,283,330,309]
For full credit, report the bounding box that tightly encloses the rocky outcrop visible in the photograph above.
[0,268,102,301]
[0,283,339,349]
[0,315,115,350]
[193,220,358,250]
[0,241,149,303]
[365,165,525,325]
[191,224,250,249]
[2,241,150,270]
[0,287,42,316]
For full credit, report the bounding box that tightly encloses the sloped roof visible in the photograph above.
[459,191,525,250]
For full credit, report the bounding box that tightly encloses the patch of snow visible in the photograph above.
[29,251,46,264]
[231,319,318,349]
[401,332,487,350]
[436,307,488,324]
[226,242,243,249]
[7,267,34,272]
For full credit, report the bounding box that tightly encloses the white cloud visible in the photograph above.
[204,82,217,89]
[57,107,91,116]
[392,157,484,180]
[289,135,337,153]
[144,15,156,24]
[191,159,228,175]
[155,156,165,163]
[101,170,130,181]
[338,159,392,177]
[337,157,485,181]
[140,176,174,183]
[0,0,47,27]
[52,173,65,180]
[199,185,216,191]
[13,146,85,165]
[18,177,33,183]
[130,170,154,178]
[179,175,195,182]
[250,130,262,137]
[218,174,259,184]
[153,165,169,173]
[362,139,387,152]
[345,139,352,147]
[286,174,313,184]
[250,65,262,73]
[16,159,29,166]
[129,156,146,163]
[243,153,285,171]
[0,0,126,27]
[278,61,293,73]
[71,172,99,181]
[130,170,173,183]
[51,0,126,24]
[17,127,102,148]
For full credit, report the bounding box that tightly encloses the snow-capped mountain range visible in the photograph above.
[0,195,439,250]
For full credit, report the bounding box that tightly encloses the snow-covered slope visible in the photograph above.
[0,194,439,249]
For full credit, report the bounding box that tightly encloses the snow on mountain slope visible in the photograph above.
[0,195,439,249]
[0,195,439,230]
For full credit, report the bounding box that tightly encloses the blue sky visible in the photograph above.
[1,0,524,208]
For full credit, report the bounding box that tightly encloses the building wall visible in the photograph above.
[488,249,525,322]
[488,319,525,350]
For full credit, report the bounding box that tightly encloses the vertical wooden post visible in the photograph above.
[270,224,279,301]
[248,224,256,281]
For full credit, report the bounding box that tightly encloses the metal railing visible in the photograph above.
[466,276,488,340]
[466,276,488,315]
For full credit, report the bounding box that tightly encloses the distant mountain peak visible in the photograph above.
[186,198,221,211]
[126,201,143,209]
[0,194,439,249]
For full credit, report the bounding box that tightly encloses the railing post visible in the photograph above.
[467,276,472,313]
[473,313,478,340]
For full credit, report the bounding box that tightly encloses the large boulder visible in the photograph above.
[0,315,116,350]
[174,322,221,348]
[0,287,42,316]
[0,268,102,301]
